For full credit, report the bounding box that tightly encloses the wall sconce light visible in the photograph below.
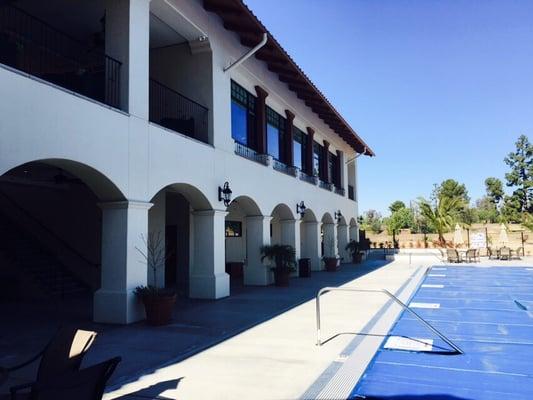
[334,210,342,222]
[296,201,307,219]
[218,182,232,207]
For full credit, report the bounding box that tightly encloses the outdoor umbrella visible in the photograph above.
[453,223,464,247]
[499,223,509,246]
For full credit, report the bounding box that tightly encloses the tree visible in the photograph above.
[433,179,471,224]
[435,179,470,204]
[485,177,504,206]
[386,208,415,247]
[360,210,383,234]
[504,135,533,213]
[501,194,523,223]
[418,196,462,245]
[476,196,499,223]
[389,200,406,214]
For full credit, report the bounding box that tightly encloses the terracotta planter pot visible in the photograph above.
[325,257,339,272]
[274,269,290,286]
[142,294,177,326]
[353,253,363,264]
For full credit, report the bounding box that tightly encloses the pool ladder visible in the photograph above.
[315,287,464,354]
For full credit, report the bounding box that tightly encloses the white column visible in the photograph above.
[301,221,322,271]
[337,224,349,263]
[94,201,152,324]
[189,210,230,299]
[244,216,272,285]
[280,219,300,277]
[105,0,150,118]
[280,219,301,259]
[323,222,339,258]
[148,191,166,287]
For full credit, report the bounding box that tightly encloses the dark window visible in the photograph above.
[293,127,306,170]
[225,221,242,237]
[348,185,355,200]
[231,81,256,146]
[266,107,286,161]
[329,152,338,185]
[313,141,323,177]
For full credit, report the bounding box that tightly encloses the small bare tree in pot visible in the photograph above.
[345,240,362,264]
[134,232,176,326]
[323,237,340,271]
[260,244,296,287]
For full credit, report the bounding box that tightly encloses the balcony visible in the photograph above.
[234,142,269,165]
[0,5,121,109]
[149,79,209,144]
[272,159,298,177]
[319,180,333,191]
[299,173,318,185]
[335,186,345,196]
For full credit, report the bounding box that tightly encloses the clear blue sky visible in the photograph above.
[244,0,533,216]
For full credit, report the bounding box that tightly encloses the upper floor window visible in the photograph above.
[266,107,286,161]
[293,127,306,170]
[313,141,323,177]
[231,81,255,146]
[329,152,339,186]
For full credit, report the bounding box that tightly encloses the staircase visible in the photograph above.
[0,212,88,298]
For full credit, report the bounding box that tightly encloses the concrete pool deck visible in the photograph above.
[103,256,430,400]
[2,255,530,399]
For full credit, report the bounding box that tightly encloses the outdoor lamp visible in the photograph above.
[334,210,342,222]
[296,201,307,219]
[218,182,232,207]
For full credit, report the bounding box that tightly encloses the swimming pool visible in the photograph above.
[350,266,533,400]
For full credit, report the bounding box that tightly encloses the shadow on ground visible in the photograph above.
[0,259,391,392]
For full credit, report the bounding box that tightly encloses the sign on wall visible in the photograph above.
[471,232,486,249]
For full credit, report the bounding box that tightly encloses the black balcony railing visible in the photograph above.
[149,79,209,143]
[0,5,121,109]
[319,180,333,191]
[273,159,295,176]
[348,185,355,200]
[335,186,345,196]
[299,173,317,185]
[234,142,269,165]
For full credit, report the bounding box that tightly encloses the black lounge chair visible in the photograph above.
[5,327,97,399]
[26,357,120,400]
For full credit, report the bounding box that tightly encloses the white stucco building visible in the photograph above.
[0,0,373,324]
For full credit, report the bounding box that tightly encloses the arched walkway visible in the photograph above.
[225,196,271,286]
[0,159,134,323]
[149,183,228,300]
[299,209,322,271]
[271,204,299,276]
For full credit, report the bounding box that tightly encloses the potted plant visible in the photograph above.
[260,244,296,287]
[323,237,340,272]
[134,232,176,326]
[345,240,363,264]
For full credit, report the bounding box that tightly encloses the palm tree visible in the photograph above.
[418,197,462,245]
[260,244,296,271]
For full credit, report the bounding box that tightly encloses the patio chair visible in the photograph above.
[499,247,511,260]
[28,356,121,400]
[487,247,497,260]
[6,327,97,399]
[513,247,524,260]
[446,249,462,263]
[466,249,478,263]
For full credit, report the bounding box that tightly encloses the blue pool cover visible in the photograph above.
[350,266,533,400]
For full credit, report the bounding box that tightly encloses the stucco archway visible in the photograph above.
[0,159,126,322]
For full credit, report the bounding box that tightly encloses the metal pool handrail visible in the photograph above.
[315,287,464,354]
